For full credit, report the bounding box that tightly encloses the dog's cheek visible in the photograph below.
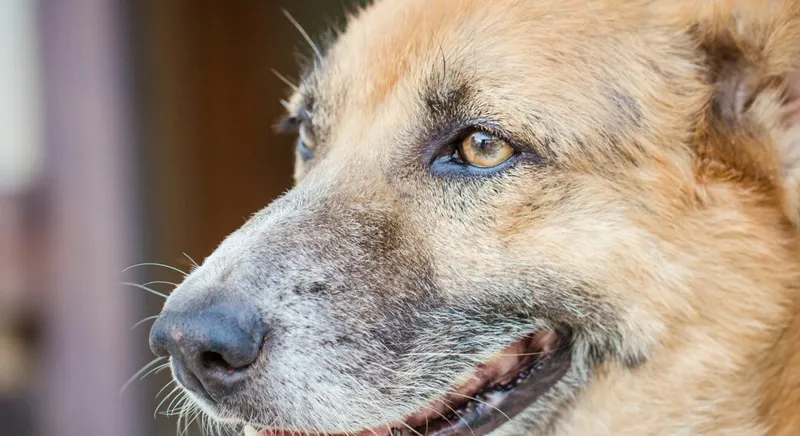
[468,172,670,360]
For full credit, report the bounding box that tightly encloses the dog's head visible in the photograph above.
[149,1,800,435]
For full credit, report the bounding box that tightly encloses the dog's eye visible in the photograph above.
[298,122,317,159]
[458,131,514,168]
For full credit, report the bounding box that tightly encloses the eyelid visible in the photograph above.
[276,115,301,134]
[423,122,520,166]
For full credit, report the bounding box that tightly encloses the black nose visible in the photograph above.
[148,298,264,401]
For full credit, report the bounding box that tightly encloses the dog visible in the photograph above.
[147,0,800,434]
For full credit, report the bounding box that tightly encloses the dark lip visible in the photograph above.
[171,358,217,405]
[249,342,572,436]
[219,334,573,436]
[396,336,572,436]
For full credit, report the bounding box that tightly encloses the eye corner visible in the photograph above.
[275,114,301,134]
[275,102,314,133]
[275,108,318,161]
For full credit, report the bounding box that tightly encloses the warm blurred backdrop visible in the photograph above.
[0,1,356,435]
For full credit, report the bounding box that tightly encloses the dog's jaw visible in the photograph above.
[238,331,572,436]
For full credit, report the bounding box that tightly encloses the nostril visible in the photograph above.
[148,301,265,400]
[201,351,245,373]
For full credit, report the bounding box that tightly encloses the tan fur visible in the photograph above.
[155,1,800,434]
[291,1,800,434]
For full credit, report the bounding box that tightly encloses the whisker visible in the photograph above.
[201,414,211,436]
[378,386,479,436]
[165,391,191,416]
[399,420,424,436]
[131,315,159,331]
[120,281,169,299]
[120,356,167,396]
[182,252,200,269]
[207,413,223,436]
[406,342,571,360]
[282,9,323,62]
[153,386,181,419]
[434,401,477,436]
[280,99,291,110]
[175,398,188,434]
[155,384,182,418]
[446,392,512,424]
[398,384,518,435]
[178,399,197,423]
[142,362,171,380]
[417,403,457,433]
[195,410,211,436]
[165,401,187,419]
[144,280,181,288]
[404,351,551,357]
[122,262,188,276]
[156,379,177,399]
[272,69,299,91]
[204,413,223,436]
[200,414,209,436]
[181,405,203,436]
[175,396,192,434]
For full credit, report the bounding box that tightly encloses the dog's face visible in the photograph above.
[149,1,800,435]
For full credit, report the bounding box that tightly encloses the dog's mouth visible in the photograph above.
[248,330,571,436]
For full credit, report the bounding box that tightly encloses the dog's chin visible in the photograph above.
[242,330,572,436]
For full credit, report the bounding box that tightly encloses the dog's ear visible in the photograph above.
[684,1,800,224]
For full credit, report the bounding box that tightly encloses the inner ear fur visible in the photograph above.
[689,0,800,224]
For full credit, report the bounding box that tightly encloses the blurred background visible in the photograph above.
[0,1,356,435]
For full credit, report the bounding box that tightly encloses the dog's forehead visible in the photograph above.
[294,0,702,169]
[312,0,640,104]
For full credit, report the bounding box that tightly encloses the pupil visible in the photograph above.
[473,133,494,152]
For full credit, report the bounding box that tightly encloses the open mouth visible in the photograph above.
[249,330,571,436]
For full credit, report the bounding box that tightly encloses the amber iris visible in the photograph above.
[459,131,514,168]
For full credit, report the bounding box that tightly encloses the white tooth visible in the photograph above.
[244,425,260,436]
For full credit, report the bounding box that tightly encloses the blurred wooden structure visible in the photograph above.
[38,1,142,435]
[135,1,352,435]
[0,1,351,435]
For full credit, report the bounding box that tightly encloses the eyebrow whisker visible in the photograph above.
[282,9,323,63]
[272,69,299,91]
